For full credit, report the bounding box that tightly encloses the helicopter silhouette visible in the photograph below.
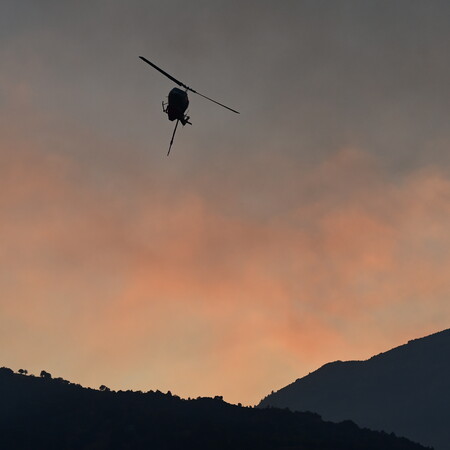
[139,56,239,155]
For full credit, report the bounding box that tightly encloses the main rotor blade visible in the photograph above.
[139,56,240,114]
[139,56,188,90]
[190,90,240,114]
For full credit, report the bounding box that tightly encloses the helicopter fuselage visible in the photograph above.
[166,87,189,123]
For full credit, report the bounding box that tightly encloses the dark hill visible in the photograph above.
[0,367,430,450]
[259,328,450,450]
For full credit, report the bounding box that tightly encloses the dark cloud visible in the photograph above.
[4,1,450,167]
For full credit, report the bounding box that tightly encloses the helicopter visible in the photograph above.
[139,56,239,155]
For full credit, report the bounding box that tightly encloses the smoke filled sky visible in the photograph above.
[1,1,450,404]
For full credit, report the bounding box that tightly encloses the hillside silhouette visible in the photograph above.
[259,328,450,450]
[0,367,430,450]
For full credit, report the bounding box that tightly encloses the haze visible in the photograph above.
[1,1,450,404]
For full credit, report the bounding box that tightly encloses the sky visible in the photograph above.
[1,1,450,405]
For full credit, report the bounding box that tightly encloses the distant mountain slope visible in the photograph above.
[259,328,450,450]
[0,368,429,450]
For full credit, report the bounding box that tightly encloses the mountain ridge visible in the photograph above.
[0,366,430,450]
[259,328,450,450]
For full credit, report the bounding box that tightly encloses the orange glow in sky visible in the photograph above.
[1,2,450,405]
